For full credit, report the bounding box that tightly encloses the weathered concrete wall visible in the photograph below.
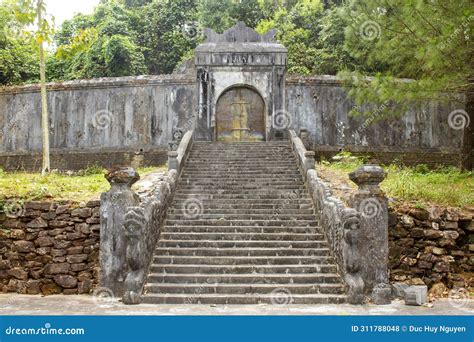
[0,75,467,170]
[0,76,196,170]
[286,76,466,166]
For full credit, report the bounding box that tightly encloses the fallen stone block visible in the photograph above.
[404,285,427,306]
[392,282,409,298]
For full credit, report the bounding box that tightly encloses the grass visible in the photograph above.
[1,155,473,209]
[0,165,167,203]
[318,153,474,208]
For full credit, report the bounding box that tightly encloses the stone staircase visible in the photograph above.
[141,141,346,304]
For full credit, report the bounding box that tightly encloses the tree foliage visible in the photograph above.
[339,0,473,114]
[0,0,40,84]
[0,0,471,104]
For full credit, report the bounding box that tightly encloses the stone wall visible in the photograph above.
[0,75,468,171]
[0,75,196,171]
[0,201,100,295]
[389,206,473,290]
[1,199,472,296]
[286,76,467,167]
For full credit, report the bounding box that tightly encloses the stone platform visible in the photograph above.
[1,295,472,315]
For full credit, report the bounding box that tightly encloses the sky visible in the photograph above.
[45,0,100,26]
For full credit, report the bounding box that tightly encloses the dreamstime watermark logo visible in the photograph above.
[270,287,294,305]
[448,288,472,312]
[3,200,25,218]
[182,198,204,219]
[181,21,202,40]
[448,109,470,130]
[3,281,31,307]
[359,20,381,41]
[5,322,85,336]
[358,198,382,219]
[272,110,292,130]
[355,101,390,134]
[0,117,25,140]
[92,110,114,130]
[184,278,217,304]
[274,190,298,217]
[439,15,474,50]
[92,287,115,308]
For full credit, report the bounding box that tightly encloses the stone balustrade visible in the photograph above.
[289,129,390,304]
[100,130,194,304]
[168,130,194,175]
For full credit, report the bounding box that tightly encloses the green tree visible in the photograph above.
[3,0,55,174]
[340,0,473,168]
[0,0,39,84]
[198,0,234,31]
[137,0,198,74]
[50,1,147,79]
[256,0,325,75]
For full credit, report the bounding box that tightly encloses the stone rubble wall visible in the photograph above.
[389,206,473,290]
[1,199,472,296]
[0,201,100,295]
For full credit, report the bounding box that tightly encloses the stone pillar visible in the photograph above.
[168,151,179,171]
[100,167,139,296]
[349,164,391,304]
[304,151,315,172]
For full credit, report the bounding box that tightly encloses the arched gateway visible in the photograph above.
[194,22,288,141]
[215,86,265,142]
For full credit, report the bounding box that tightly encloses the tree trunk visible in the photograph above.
[461,82,473,171]
[38,0,50,175]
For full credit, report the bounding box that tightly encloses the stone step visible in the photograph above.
[155,247,331,257]
[178,180,305,186]
[185,164,298,169]
[170,199,313,207]
[159,232,323,241]
[175,187,307,193]
[192,144,290,149]
[179,176,302,182]
[140,293,346,305]
[157,240,328,248]
[189,158,294,161]
[165,214,316,221]
[161,226,322,234]
[164,219,318,227]
[146,273,342,284]
[177,186,306,191]
[175,189,310,196]
[153,255,333,265]
[187,153,294,157]
[144,283,345,295]
[168,208,314,215]
[191,145,291,150]
[181,170,301,175]
[193,141,289,144]
[172,193,310,199]
[141,140,346,305]
[149,264,338,274]
[180,172,301,176]
[191,150,291,154]
[186,159,295,164]
[186,161,295,165]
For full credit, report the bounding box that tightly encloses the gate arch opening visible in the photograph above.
[215,86,265,142]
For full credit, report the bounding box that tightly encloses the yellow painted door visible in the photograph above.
[216,87,265,142]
